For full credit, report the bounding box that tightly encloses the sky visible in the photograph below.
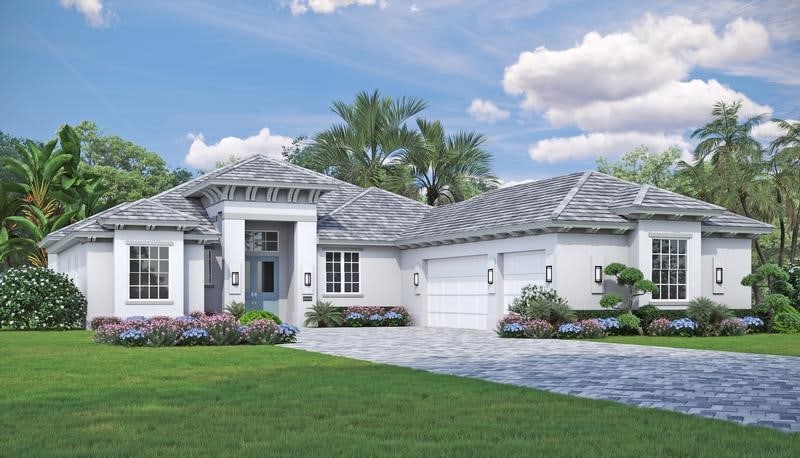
[1,0,799,184]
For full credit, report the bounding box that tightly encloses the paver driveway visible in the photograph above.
[287,327,800,432]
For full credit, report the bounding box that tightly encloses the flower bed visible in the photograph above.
[93,314,298,347]
[341,306,412,327]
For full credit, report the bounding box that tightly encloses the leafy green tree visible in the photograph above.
[600,263,658,311]
[74,121,193,205]
[768,119,800,264]
[402,119,497,206]
[742,263,796,331]
[596,146,685,191]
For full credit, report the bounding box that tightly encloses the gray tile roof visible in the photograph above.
[214,155,338,185]
[703,211,773,229]
[101,199,199,223]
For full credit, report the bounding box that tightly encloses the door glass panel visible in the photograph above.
[262,261,275,293]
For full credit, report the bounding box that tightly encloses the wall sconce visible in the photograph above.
[545,265,553,283]
[487,268,494,285]
[413,272,419,287]
[304,272,312,287]
[594,265,603,283]
[715,267,723,285]
[231,272,239,286]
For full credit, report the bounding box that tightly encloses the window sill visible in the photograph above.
[322,293,363,299]
[125,300,175,305]
[649,301,689,307]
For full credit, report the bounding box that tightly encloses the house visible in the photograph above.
[40,154,772,330]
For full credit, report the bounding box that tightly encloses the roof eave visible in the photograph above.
[611,205,723,217]
[181,179,339,198]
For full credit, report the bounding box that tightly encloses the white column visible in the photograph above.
[292,220,317,325]
[184,243,205,315]
[221,218,245,309]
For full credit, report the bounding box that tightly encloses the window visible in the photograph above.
[651,239,686,300]
[245,231,278,252]
[204,248,213,286]
[325,251,360,293]
[129,246,169,300]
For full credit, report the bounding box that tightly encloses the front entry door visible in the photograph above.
[245,256,279,315]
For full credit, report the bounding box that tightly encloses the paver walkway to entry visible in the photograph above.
[287,327,800,432]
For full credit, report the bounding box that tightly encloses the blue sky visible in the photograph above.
[1,0,798,183]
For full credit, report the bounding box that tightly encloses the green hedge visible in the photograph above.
[573,307,759,321]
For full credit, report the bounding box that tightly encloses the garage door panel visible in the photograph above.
[427,255,488,330]
[503,251,546,309]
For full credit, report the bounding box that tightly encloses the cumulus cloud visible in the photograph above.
[751,119,797,142]
[502,14,772,163]
[184,128,293,169]
[290,0,387,15]
[528,132,688,163]
[467,99,510,123]
[59,0,114,28]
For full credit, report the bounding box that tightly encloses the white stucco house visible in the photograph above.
[41,154,772,330]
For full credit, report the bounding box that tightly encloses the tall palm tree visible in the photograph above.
[402,119,498,206]
[309,90,426,194]
[770,119,800,262]
[683,100,771,264]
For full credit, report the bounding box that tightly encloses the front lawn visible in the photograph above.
[595,333,800,357]
[1,332,798,456]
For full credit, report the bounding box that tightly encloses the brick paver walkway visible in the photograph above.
[287,327,800,432]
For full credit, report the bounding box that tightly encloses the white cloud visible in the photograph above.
[59,0,114,28]
[546,79,772,132]
[184,128,293,169]
[410,3,419,13]
[499,178,536,188]
[467,99,510,123]
[528,132,688,163]
[751,119,797,142]
[290,0,387,15]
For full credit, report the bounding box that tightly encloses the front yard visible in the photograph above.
[1,331,799,456]
[594,333,800,357]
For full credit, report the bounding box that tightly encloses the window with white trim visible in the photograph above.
[651,238,686,300]
[325,251,360,293]
[245,231,278,252]
[129,246,169,300]
[204,248,213,286]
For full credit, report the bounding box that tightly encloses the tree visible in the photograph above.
[599,263,658,311]
[742,263,796,331]
[768,119,800,264]
[307,90,426,196]
[74,121,194,205]
[402,119,497,206]
[596,146,684,191]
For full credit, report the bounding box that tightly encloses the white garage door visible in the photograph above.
[427,255,488,329]
[503,250,546,310]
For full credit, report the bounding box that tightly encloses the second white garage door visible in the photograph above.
[427,255,488,329]
[503,250,546,310]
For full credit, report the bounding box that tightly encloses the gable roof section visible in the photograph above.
[99,199,199,224]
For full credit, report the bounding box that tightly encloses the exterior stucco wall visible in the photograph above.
[85,242,114,321]
[701,237,753,309]
[203,245,223,313]
[184,244,205,315]
[57,243,86,294]
[317,245,402,310]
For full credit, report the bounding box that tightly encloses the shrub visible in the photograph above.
[719,318,747,336]
[635,304,661,329]
[240,310,282,325]
[368,314,386,326]
[189,311,205,319]
[670,318,698,337]
[200,314,242,345]
[119,328,147,346]
[557,322,583,339]
[224,301,247,319]
[90,316,122,330]
[243,319,284,344]
[383,311,405,326]
[600,263,657,310]
[276,323,300,343]
[647,318,672,336]
[304,301,343,328]
[509,285,574,325]
[686,297,732,335]
[617,313,641,335]
[142,318,182,347]
[181,328,211,346]
[786,260,800,309]
[523,319,553,338]
[0,267,87,330]
[773,312,800,334]
[94,322,131,344]
[596,317,621,335]
[578,319,605,338]
[495,313,525,337]
[739,316,764,333]
[385,307,412,326]
[344,311,366,327]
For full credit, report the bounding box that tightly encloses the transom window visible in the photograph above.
[325,251,360,293]
[129,246,169,300]
[651,238,686,300]
[245,231,278,252]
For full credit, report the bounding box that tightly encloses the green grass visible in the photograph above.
[1,332,798,457]
[595,333,800,357]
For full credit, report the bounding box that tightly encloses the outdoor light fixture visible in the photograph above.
[413,272,419,287]
[487,268,494,285]
[715,267,723,285]
[304,272,312,287]
[545,265,553,283]
[231,272,240,287]
[594,265,603,283]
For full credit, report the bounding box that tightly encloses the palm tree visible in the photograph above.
[769,119,800,263]
[309,90,426,194]
[402,119,498,206]
[683,100,772,264]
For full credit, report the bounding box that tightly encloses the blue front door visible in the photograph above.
[245,256,279,315]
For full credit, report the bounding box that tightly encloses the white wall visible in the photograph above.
[701,237,753,309]
[85,242,114,320]
[184,243,205,315]
[221,218,245,308]
[113,229,184,318]
[317,245,403,309]
[292,221,317,325]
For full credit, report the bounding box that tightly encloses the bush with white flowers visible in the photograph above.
[0,267,87,330]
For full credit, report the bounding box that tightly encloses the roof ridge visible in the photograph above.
[150,154,264,201]
[110,198,202,222]
[367,186,430,208]
[257,154,341,185]
[633,184,650,206]
[318,187,373,222]
[550,171,592,219]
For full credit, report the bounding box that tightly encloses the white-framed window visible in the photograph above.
[245,231,278,252]
[204,248,213,286]
[129,245,169,300]
[651,238,687,300]
[325,251,360,293]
